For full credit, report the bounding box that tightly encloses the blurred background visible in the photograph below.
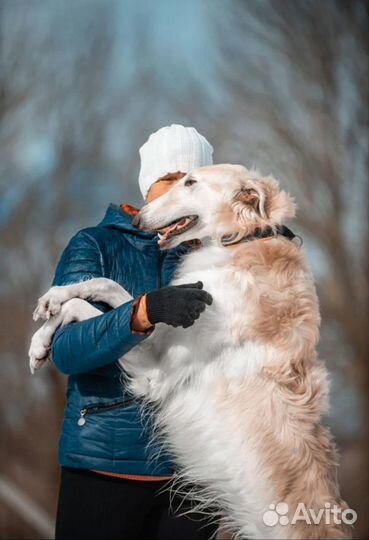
[0,0,368,538]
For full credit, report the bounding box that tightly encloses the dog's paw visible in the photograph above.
[28,330,51,374]
[33,286,70,321]
[29,355,49,375]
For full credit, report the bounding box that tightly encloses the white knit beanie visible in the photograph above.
[138,124,214,199]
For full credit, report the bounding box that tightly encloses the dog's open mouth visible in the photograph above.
[157,215,198,244]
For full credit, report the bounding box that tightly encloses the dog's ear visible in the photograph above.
[262,177,296,223]
[232,175,296,225]
[232,184,267,220]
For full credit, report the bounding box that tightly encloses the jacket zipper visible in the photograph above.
[78,397,135,426]
[78,251,165,427]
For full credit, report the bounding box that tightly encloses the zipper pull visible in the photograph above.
[78,409,87,426]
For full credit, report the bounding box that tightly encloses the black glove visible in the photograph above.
[146,281,213,329]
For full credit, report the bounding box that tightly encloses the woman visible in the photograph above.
[50,125,217,539]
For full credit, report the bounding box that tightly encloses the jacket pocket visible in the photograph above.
[77,397,136,426]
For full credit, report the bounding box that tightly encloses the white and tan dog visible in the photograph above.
[29,164,351,539]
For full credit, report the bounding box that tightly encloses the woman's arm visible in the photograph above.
[51,229,153,375]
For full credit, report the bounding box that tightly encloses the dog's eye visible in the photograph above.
[184,178,197,187]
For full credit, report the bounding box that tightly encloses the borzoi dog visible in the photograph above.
[29,164,351,539]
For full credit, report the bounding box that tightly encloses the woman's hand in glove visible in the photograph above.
[146,281,213,329]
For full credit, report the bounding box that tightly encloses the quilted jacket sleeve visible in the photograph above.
[51,230,153,375]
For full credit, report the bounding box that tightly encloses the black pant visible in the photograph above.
[55,467,218,540]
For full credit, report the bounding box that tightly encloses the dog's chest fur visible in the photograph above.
[121,243,281,402]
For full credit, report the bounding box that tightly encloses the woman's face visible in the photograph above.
[145,171,187,203]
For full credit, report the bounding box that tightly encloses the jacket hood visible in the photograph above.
[98,203,158,242]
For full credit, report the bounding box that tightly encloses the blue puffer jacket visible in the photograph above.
[51,203,195,475]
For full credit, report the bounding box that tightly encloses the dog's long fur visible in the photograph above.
[29,165,351,539]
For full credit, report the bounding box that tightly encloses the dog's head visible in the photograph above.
[133,164,296,249]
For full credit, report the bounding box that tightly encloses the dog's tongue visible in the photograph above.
[160,217,190,237]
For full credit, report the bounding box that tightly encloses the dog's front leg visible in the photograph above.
[78,277,133,308]
[33,278,132,321]
[29,298,102,373]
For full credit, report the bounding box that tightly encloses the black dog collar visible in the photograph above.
[221,225,302,247]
